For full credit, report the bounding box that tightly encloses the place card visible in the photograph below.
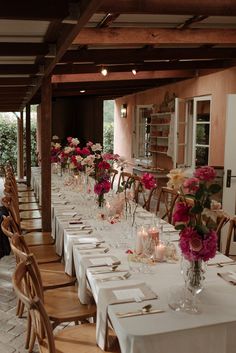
[77,237,99,243]
[113,288,144,301]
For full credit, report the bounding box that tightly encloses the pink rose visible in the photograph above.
[194,166,216,182]
[98,161,111,170]
[80,147,90,156]
[141,173,156,190]
[183,177,199,193]
[173,202,191,223]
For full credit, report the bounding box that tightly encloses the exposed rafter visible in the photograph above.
[73,28,236,45]
[98,0,236,16]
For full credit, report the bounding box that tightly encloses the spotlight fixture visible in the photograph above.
[132,69,137,75]
[101,67,108,76]
[80,90,85,93]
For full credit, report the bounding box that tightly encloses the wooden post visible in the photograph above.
[25,104,31,186]
[17,112,24,180]
[40,75,52,232]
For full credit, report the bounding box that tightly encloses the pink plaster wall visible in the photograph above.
[114,66,236,168]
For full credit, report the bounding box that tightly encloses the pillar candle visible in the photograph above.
[136,226,148,254]
[155,242,166,262]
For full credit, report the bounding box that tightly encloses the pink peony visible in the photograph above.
[86,141,94,147]
[194,166,216,182]
[173,202,191,224]
[141,173,156,190]
[183,177,200,194]
[189,236,203,252]
[179,227,217,261]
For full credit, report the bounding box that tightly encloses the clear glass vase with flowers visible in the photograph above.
[167,166,222,313]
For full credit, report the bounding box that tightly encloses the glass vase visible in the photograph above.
[169,258,206,314]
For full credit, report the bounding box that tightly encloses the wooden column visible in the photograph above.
[17,112,24,179]
[41,76,52,232]
[25,104,31,186]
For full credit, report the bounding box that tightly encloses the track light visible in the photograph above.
[101,67,108,76]
[132,69,137,75]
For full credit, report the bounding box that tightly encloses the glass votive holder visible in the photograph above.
[154,240,166,262]
[135,225,148,254]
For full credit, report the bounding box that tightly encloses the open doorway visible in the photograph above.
[103,100,114,152]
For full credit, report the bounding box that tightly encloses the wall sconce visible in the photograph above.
[120,104,127,118]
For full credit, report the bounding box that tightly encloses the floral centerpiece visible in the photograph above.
[51,142,61,163]
[167,166,222,312]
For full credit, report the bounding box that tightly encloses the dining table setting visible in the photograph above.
[31,167,236,353]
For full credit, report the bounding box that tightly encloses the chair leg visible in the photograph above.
[25,311,31,349]
[28,329,36,353]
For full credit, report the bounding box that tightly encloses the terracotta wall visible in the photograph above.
[114,66,236,168]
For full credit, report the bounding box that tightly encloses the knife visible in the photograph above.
[116,309,165,318]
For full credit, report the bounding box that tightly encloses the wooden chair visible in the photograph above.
[2,195,42,233]
[225,217,236,257]
[215,214,230,251]
[145,186,180,224]
[13,262,119,353]
[110,168,118,190]
[116,171,132,193]
[1,215,59,264]
[12,256,97,353]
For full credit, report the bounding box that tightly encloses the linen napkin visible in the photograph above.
[217,271,236,285]
[77,254,120,304]
[96,283,157,350]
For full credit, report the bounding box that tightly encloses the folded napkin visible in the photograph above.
[61,212,77,216]
[217,271,236,285]
[77,255,119,304]
[96,283,157,350]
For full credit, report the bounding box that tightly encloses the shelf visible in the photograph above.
[150,136,168,139]
[149,150,168,154]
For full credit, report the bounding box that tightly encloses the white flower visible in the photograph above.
[71,138,80,146]
[75,155,83,162]
[81,155,95,166]
[64,146,74,154]
[54,143,61,149]
[91,143,102,152]
[167,168,187,190]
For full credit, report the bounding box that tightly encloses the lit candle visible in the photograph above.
[148,226,159,243]
[155,242,166,262]
[136,226,148,254]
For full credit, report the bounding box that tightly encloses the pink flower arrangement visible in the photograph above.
[194,166,216,182]
[141,173,156,190]
[179,227,217,262]
[169,165,221,262]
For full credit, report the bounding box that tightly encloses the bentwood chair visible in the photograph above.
[110,168,119,190]
[2,216,76,289]
[12,254,97,353]
[1,215,59,264]
[12,261,119,353]
[145,186,180,224]
[225,217,236,257]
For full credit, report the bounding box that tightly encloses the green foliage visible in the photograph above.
[103,123,114,153]
[103,100,114,153]
[0,118,37,171]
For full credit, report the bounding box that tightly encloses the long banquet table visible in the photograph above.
[31,167,236,353]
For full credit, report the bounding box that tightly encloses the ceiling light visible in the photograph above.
[101,67,108,76]
[132,69,137,75]
[80,90,85,93]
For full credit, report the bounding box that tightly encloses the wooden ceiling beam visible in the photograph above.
[52,70,195,83]
[0,64,37,75]
[22,0,104,111]
[73,28,236,45]
[0,0,69,20]
[0,77,34,86]
[98,0,236,16]
[0,43,51,56]
[62,47,236,64]
[54,59,230,75]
